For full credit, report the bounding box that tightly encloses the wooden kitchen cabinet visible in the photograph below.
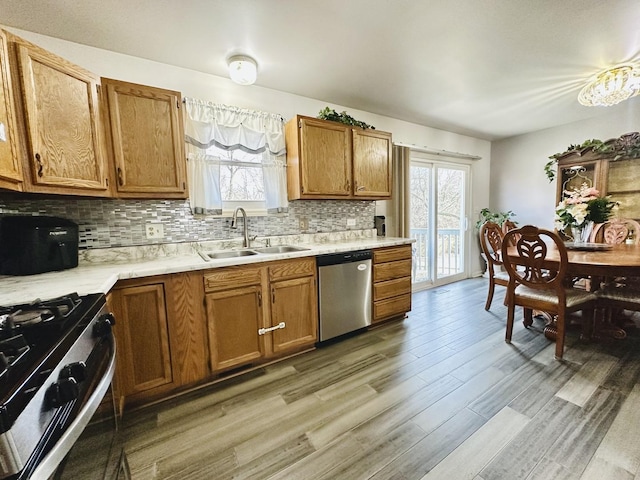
[352,128,392,198]
[285,115,392,200]
[0,30,22,192]
[101,78,187,198]
[110,272,209,408]
[110,282,174,401]
[204,265,265,371]
[267,258,317,355]
[204,258,318,373]
[5,31,110,196]
[372,245,412,323]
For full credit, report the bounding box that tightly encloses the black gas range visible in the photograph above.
[0,292,117,479]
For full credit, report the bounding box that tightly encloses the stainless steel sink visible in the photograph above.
[204,250,259,260]
[199,245,310,261]
[252,245,311,254]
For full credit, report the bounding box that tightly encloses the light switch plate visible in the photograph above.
[347,218,356,227]
[145,223,165,239]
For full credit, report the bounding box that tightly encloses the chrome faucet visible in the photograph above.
[230,207,251,248]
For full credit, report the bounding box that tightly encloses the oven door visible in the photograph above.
[51,383,130,480]
[18,327,122,480]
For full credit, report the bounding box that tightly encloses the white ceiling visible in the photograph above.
[1,0,639,140]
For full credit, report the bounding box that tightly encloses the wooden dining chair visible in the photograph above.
[501,225,598,360]
[590,218,640,244]
[592,218,640,336]
[479,222,510,310]
[502,219,520,246]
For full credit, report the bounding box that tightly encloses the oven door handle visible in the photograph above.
[29,334,116,480]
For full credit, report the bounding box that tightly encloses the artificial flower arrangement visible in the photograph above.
[554,185,618,242]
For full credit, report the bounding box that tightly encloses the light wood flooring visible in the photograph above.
[121,278,640,479]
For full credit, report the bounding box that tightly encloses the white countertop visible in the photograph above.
[0,235,413,306]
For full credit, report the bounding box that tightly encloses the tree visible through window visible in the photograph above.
[207,146,266,202]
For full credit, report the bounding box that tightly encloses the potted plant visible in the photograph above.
[475,208,517,274]
[475,208,517,230]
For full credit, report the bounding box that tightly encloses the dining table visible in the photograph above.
[506,242,640,341]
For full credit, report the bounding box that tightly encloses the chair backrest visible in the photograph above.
[501,225,568,298]
[502,220,520,246]
[480,222,504,274]
[590,218,640,244]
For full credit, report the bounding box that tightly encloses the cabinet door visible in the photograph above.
[353,128,392,198]
[0,30,22,191]
[299,117,351,196]
[111,283,174,397]
[103,78,187,198]
[206,286,265,371]
[269,276,317,355]
[15,43,109,195]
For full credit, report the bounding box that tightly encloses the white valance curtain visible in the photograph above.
[183,98,288,213]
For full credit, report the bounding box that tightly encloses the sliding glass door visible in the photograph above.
[410,156,470,290]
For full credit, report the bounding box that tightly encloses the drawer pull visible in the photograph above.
[258,322,285,336]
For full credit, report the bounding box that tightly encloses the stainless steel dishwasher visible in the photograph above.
[317,250,372,341]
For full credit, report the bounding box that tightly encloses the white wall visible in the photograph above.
[491,101,640,229]
[4,26,492,276]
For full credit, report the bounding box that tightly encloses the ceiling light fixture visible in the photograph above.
[227,55,258,86]
[578,64,640,107]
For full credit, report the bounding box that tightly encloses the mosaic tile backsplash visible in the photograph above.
[0,194,376,249]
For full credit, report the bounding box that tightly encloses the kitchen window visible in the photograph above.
[183,98,288,214]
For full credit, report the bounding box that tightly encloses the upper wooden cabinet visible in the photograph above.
[6,32,110,196]
[101,78,187,198]
[0,30,22,192]
[555,139,640,219]
[352,128,393,198]
[285,115,392,200]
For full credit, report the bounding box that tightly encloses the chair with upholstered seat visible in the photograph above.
[479,221,510,310]
[592,218,640,334]
[501,225,598,360]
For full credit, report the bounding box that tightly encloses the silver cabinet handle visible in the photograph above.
[258,322,286,335]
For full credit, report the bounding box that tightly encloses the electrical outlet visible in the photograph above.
[346,218,356,227]
[299,217,309,230]
[145,223,165,239]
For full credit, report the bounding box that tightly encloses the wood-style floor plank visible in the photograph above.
[420,407,530,480]
[580,384,640,479]
[119,277,640,480]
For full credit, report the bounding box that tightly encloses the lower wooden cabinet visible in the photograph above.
[206,283,265,371]
[107,248,413,410]
[109,272,208,409]
[204,258,318,373]
[268,259,318,355]
[372,245,413,323]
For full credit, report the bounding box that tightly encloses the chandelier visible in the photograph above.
[578,64,640,107]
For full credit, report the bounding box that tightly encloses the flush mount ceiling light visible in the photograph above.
[578,64,640,107]
[227,55,258,86]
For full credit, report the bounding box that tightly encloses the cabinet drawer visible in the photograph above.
[374,276,412,301]
[269,258,316,281]
[374,293,412,322]
[204,266,263,292]
[373,259,412,282]
[373,245,412,264]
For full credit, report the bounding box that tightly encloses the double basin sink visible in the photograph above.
[201,245,311,261]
